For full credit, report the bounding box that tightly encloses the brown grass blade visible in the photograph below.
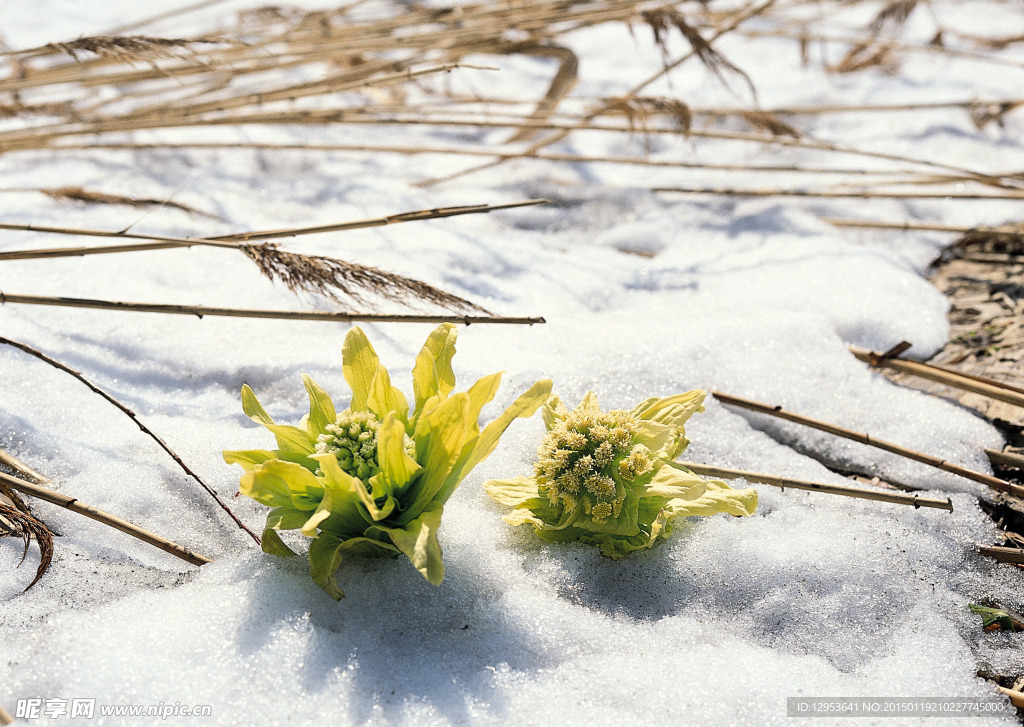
[0,500,53,591]
[35,35,225,62]
[39,186,217,218]
[740,110,801,138]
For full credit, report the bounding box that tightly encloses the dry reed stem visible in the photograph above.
[42,141,919,178]
[678,461,953,511]
[0,447,49,484]
[0,703,11,725]
[997,687,1024,709]
[986,448,1024,471]
[654,186,1024,201]
[712,391,1024,497]
[0,500,53,590]
[0,293,544,325]
[0,333,262,545]
[826,218,1024,237]
[0,471,210,567]
[979,545,1024,565]
[849,345,1024,410]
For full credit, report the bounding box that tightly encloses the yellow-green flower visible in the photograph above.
[224,323,551,599]
[484,390,757,558]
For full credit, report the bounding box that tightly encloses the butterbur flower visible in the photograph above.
[224,323,551,599]
[484,390,757,558]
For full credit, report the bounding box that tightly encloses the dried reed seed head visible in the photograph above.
[536,406,653,523]
[43,35,225,62]
[241,243,488,313]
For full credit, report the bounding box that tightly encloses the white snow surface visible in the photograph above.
[2,1,1024,725]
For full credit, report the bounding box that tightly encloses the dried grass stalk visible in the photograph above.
[739,110,801,138]
[849,344,1024,410]
[0,500,53,591]
[0,471,209,567]
[979,545,1024,565]
[678,461,953,510]
[712,391,1024,497]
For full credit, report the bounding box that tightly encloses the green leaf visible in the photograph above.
[370,501,445,585]
[399,393,472,522]
[261,459,326,511]
[368,364,409,422]
[302,374,337,438]
[466,371,503,426]
[240,385,315,455]
[452,379,553,488]
[261,527,298,557]
[412,323,458,415]
[308,533,348,600]
[239,466,295,510]
[313,454,389,529]
[222,448,277,472]
[342,327,379,412]
[377,413,422,496]
[578,390,601,413]
[265,506,311,531]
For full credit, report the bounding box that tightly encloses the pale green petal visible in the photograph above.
[632,390,706,429]
[367,364,409,422]
[302,374,337,438]
[370,501,445,585]
[342,327,379,412]
[665,478,758,518]
[241,385,315,455]
[578,390,600,413]
[504,508,545,528]
[483,476,540,507]
[412,323,458,415]
[642,463,707,501]
[377,412,422,496]
[222,448,276,472]
[541,394,568,431]
[261,528,297,557]
[636,419,681,458]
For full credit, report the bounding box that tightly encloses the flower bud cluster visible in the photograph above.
[316,410,381,480]
[535,406,653,523]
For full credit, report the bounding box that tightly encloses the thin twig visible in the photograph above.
[0,471,210,567]
[712,391,1023,497]
[679,461,954,511]
[0,703,12,725]
[0,293,544,324]
[0,334,261,544]
[825,217,1024,237]
[849,345,1024,410]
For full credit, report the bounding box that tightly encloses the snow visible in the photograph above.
[2,1,1023,725]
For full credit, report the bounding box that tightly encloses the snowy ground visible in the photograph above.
[2,1,1024,725]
